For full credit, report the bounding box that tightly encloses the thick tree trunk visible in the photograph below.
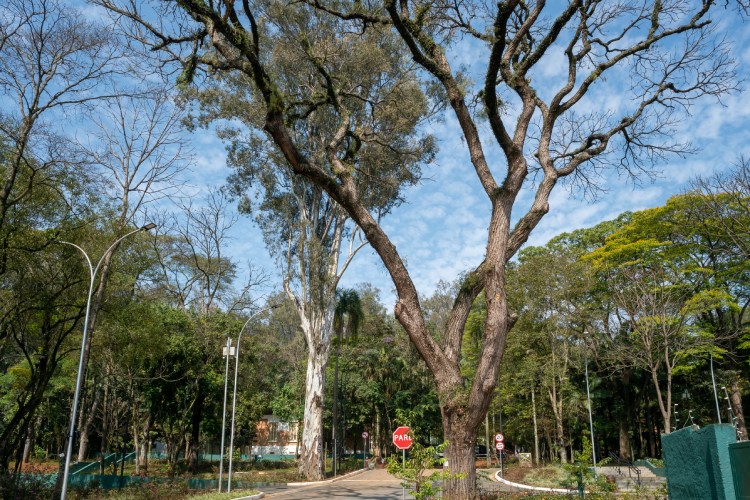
[443,408,479,500]
[298,346,328,480]
[619,420,631,460]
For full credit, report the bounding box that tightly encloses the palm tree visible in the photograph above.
[331,289,363,475]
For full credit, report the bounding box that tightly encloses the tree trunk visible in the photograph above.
[187,391,205,473]
[77,384,103,461]
[443,408,478,499]
[619,370,632,459]
[619,420,631,460]
[21,417,36,468]
[730,379,748,441]
[298,346,328,480]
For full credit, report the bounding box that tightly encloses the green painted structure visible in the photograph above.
[729,440,750,500]
[661,424,737,500]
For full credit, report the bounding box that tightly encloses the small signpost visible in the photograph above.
[495,432,506,477]
[392,426,412,500]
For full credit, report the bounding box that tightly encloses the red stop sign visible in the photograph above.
[392,426,413,450]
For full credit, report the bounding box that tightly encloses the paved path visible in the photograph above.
[257,467,519,499]
[261,469,411,500]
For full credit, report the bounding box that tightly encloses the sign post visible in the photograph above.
[495,432,505,477]
[392,426,412,500]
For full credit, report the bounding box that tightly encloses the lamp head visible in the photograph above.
[141,223,157,231]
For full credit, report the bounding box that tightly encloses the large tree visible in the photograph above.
[176,11,432,478]
[98,0,741,495]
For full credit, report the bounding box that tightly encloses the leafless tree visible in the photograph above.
[607,265,709,435]
[149,189,267,314]
[0,0,121,234]
[71,90,192,460]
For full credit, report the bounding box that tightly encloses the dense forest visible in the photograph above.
[1,0,749,498]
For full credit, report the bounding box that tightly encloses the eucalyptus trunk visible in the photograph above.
[299,344,329,479]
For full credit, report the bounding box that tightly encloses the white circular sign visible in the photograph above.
[495,433,504,442]
[496,442,505,451]
[362,431,369,439]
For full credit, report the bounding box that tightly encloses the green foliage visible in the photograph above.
[386,440,457,500]
[561,436,614,495]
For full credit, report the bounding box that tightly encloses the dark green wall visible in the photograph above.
[729,440,750,500]
[661,424,737,500]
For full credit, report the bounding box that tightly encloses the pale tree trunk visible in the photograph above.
[651,366,672,434]
[548,379,567,463]
[298,343,329,479]
[291,293,335,480]
[21,415,40,468]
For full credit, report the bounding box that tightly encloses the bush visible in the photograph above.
[0,472,56,500]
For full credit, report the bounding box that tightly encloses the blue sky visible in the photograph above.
[183,6,750,310]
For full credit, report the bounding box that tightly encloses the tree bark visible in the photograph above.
[187,391,205,473]
[442,407,478,499]
[730,378,748,441]
[77,384,103,461]
[619,370,632,460]
[298,343,329,479]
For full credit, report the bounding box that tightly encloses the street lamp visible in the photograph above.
[218,337,234,492]
[59,223,156,500]
[227,303,280,493]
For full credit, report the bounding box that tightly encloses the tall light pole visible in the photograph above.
[227,303,279,492]
[218,337,234,492]
[583,331,596,470]
[59,223,156,500]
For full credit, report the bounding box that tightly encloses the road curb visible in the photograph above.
[493,470,577,494]
[231,492,265,500]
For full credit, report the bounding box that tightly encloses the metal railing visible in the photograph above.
[607,452,641,486]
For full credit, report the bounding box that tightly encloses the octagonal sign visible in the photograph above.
[392,426,413,450]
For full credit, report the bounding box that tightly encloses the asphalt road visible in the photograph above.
[260,469,412,499]
[255,468,515,500]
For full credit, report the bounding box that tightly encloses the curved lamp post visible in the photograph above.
[59,223,156,500]
[227,303,279,493]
